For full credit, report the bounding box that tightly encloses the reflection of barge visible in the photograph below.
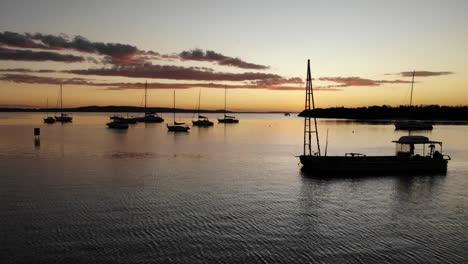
[298,60,450,174]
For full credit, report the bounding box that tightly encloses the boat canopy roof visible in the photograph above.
[198,115,207,119]
[392,136,441,144]
[225,115,236,119]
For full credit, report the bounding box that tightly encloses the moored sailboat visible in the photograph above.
[218,86,239,123]
[135,81,164,123]
[106,119,129,129]
[167,90,190,132]
[43,98,55,124]
[394,71,433,130]
[192,88,214,127]
[54,84,72,122]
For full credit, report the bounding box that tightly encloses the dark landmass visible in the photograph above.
[0,105,227,113]
[299,105,468,121]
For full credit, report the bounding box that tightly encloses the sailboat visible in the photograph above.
[106,119,129,129]
[167,90,190,132]
[218,86,239,123]
[54,84,72,122]
[135,81,164,123]
[192,88,214,127]
[134,82,164,123]
[43,98,55,124]
[299,60,449,174]
[394,71,433,130]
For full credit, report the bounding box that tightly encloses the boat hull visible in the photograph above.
[394,121,433,130]
[300,155,447,174]
[110,117,137,124]
[55,116,72,122]
[135,116,164,123]
[192,120,214,126]
[106,122,129,129]
[218,118,239,123]
[167,124,190,132]
[43,117,56,124]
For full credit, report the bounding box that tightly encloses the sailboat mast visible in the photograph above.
[198,88,201,117]
[173,90,176,124]
[60,84,63,115]
[224,86,227,118]
[144,81,147,113]
[409,70,415,107]
[46,98,48,116]
[303,60,321,156]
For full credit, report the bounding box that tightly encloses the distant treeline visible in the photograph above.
[299,105,468,120]
[0,106,227,113]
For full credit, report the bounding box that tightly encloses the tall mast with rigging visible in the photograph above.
[224,86,227,118]
[173,90,176,124]
[60,84,63,115]
[303,60,321,156]
[144,81,147,113]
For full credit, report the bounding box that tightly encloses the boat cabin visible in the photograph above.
[393,136,443,158]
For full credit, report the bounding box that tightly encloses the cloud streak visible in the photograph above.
[400,71,454,77]
[179,49,269,70]
[319,77,412,87]
[0,73,337,92]
[0,47,85,63]
[65,64,284,82]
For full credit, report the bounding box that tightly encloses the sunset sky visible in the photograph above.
[0,0,466,112]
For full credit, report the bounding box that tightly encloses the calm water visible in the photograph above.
[1,113,467,263]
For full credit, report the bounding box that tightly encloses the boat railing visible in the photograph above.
[443,155,451,160]
[345,153,366,157]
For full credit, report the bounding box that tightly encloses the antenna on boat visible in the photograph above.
[303,59,321,156]
[324,129,329,156]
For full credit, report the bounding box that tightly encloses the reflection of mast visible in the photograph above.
[303,59,321,156]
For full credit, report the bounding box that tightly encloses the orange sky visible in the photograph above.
[1,1,467,111]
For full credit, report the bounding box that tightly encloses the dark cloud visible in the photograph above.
[0,47,85,63]
[28,33,143,64]
[65,64,282,81]
[179,49,269,70]
[400,71,454,77]
[319,77,412,87]
[1,31,271,69]
[0,31,47,49]
[0,31,145,65]
[0,73,337,92]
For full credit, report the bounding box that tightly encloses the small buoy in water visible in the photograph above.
[352,131,354,133]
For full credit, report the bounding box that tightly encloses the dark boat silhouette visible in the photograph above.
[299,60,449,174]
[192,88,214,127]
[218,86,239,123]
[43,98,55,124]
[167,90,190,132]
[110,115,137,124]
[135,81,164,123]
[54,84,73,122]
[106,120,129,129]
